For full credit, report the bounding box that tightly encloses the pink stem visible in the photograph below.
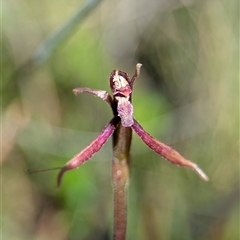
[112,124,132,240]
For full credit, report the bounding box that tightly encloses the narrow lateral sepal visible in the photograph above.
[57,117,119,187]
[132,119,209,181]
[73,87,113,107]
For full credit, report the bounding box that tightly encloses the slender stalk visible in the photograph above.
[112,122,132,240]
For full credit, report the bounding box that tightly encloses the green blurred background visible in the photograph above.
[2,0,239,239]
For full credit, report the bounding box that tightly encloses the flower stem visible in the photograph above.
[112,122,132,240]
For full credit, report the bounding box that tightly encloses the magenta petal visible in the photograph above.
[132,119,209,181]
[57,117,119,187]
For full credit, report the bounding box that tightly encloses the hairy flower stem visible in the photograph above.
[112,122,132,240]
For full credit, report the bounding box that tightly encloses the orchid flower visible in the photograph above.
[57,64,208,187]
[40,64,208,240]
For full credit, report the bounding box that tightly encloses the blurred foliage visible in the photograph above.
[2,0,239,240]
